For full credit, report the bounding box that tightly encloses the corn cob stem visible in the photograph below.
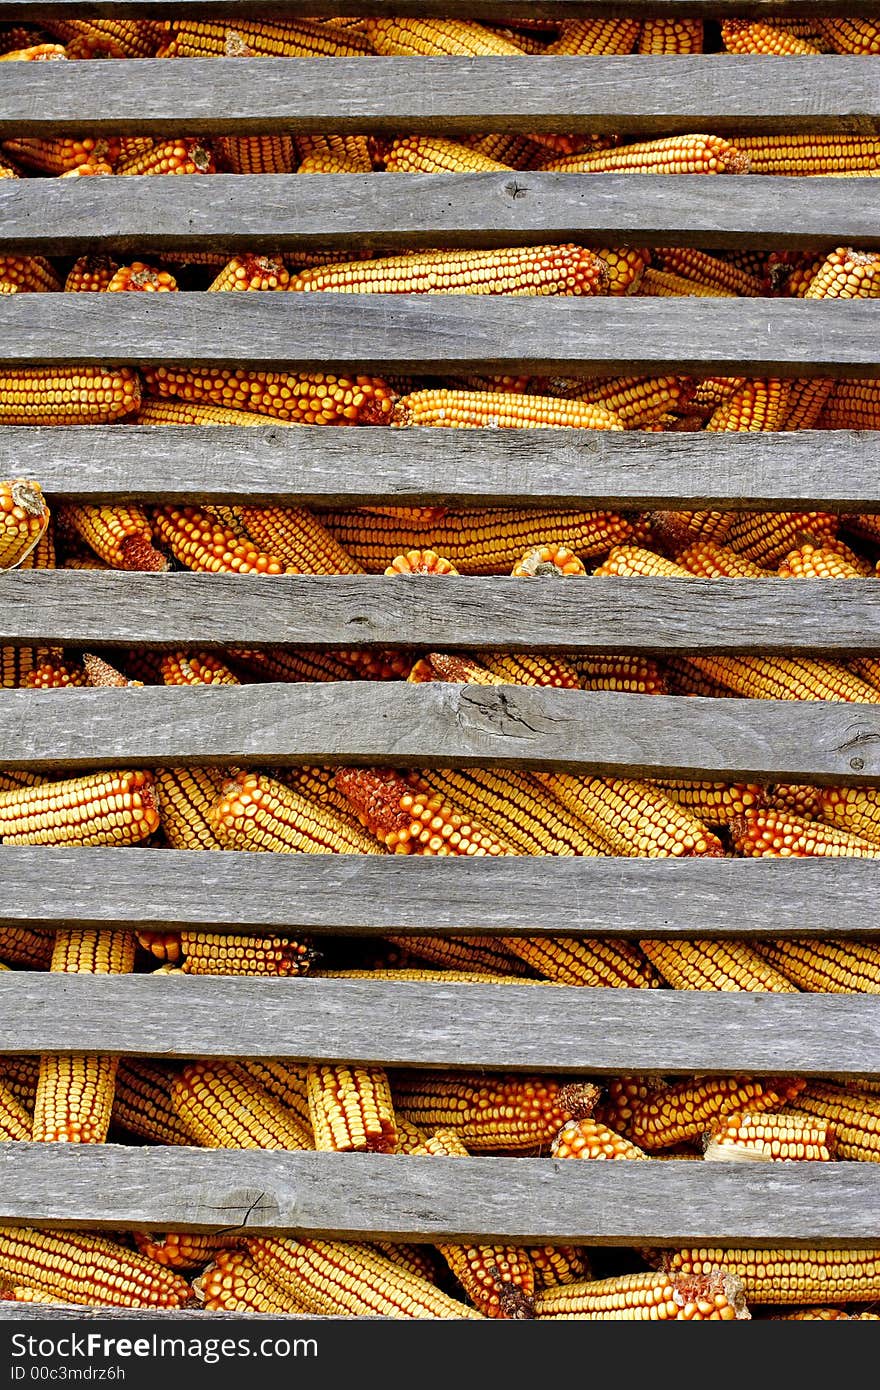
[535,1269,749,1319]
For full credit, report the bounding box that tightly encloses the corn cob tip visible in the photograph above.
[556,1081,601,1120]
[9,480,47,520]
[495,1276,535,1320]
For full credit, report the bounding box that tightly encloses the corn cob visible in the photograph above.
[386,549,458,577]
[639,939,797,993]
[638,19,703,53]
[570,374,693,427]
[61,502,167,571]
[574,655,668,694]
[527,1247,592,1289]
[0,1081,31,1141]
[42,18,162,57]
[538,773,723,858]
[371,1242,440,1284]
[160,653,239,687]
[365,18,522,56]
[146,767,225,852]
[0,368,141,426]
[217,134,295,175]
[676,543,770,580]
[817,786,880,846]
[480,653,584,688]
[106,263,178,294]
[150,504,291,574]
[117,139,215,176]
[249,1236,483,1317]
[691,655,879,705]
[194,1250,307,1313]
[384,934,530,976]
[0,1228,192,1308]
[112,1059,193,1146]
[775,1309,880,1320]
[721,20,821,55]
[655,248,763,298]
[731,808,880,858]
[552,1115,647,1160]
[0,927,53,968]
[542,135,749,175]
[766,784,823,817]
[318,968,533,984]
[769,254,827,298]
[503,936,659,988]
[777,544,862,580]
[335,767,516,857]
[594,1076,663,1137]
[172,1061,314,1150]
[324,507,630,573]
[1,136,118,174]
[180,932,316,978]
[0,771,159,847]
[295,133,372,174]
[706,379,792,432]
[818,19,880,54]
[160,18,371,57]
[640,267,735,299]
[785,1083,880,1161]
[307,1065,396,1153]
[207,255,290,292]
[544,17,637,54]
[650,781,764,822]
[535,1269,748,1319]
[2,648,58,690]
[391,389,621,430]
[235,506,363,573]
[143,365,393,425]
[137,398,293,428]
[0,257,61,294]
[63,255,119,293]
[211,771,381,856]
[291,244,608,298]
[627,1076,806,1150]
[58,160,114,179]
[661,1248,880,1304]
[417,766,608,856]
[385,136,512,174]
[0,28,44,55]
[805,248,880,301]
[393,1073,599,1152]
[733,135,880,175]
[0,480,49,571]
[703,1110,836,1162]
[781,377,836,430]
[133,1232,238,1271]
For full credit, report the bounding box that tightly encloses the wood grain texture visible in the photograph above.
[3,683,880,782]
[11,425,880,512]
[0,977,877,1075]
[0,57,876,139]
[4,847,880,940]
[0,0,875,18]
[6,573,880,657]
[0,1144,877,1245]
[1,293,878,378]
[3,174,879,257]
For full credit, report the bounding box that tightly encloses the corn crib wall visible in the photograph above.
[0,0,879,1320]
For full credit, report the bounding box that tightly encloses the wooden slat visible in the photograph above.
[9,426,880,512]
[3,683,880,783]
[1,294,878,378]
[3,174,879,257]
[3,847,880,940]
[0,977,877,1074]
[0,57,876,139]
[1,1145,877,1245]
[6,573,880,656]
[0,0,876,19]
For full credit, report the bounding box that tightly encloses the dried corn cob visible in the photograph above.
[686,656,879,705]
[572,374,693,427]
[627,1076,806,1150]
[291,245,608,298]
[160,18,371,57]
[117,139,214,176]
[211,770,381,856]
[150,768,226,852]
[42,18,162,57]
[0,1082,31,1141]
[650,781,764,821]
[106,263,178,294]
[417,766,607,856]
[385,136,512,174]
[133,1232,238,1271]
[384,934,530,976]
[805,248,880,301]
[661,1248,880,1304]
[295,133,372,174]
[706,380,792,432]
[0,368,140,426]
[502,936,659,989]
[0,927,53,969]
[638,19,703,53]
[172,1062,313,1150]
[143,366,393,425]
[0,771,159,847]
[0,257,61,293]
[527,1247,591,1289]
[335,767,515,856]
[574,655,668,694]
[235,505,363,573]
[541,135,749,175]
[638,939,797,992]
[0,480,49,571]
[386,549,457,576]
[552,1116,647,1160]
[778,544,863,579]
[207,255,290,292]
[366,18,521,55]
[179,933,316,978]
[307,1065,396,1153]
[136,398,293,427]
[112,1059,192,1146]
[640,267,735,299]
[194,1250,307,1313]
[818,18,880,53]
[537,773,723,857]
[393,1073,599,1152]
[63,256,119,293]
[535,1269,748,1319]
[731,808,880,858]
[392,390,621,431]
[217,134,295,174]
[721,20,821,54]
[785,1083,880,1162]
[734,135,880,175]
[546,18,638,54]
[151,504,291,574]
[0,1228,192,1308]
[62,502,167,571]
[703,1111,835,1162]
[656,248,763,297]
[2,137,118,174]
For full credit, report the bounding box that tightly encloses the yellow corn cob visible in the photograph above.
[137,398,292,427]
[0,368,141,425]
[42,18,162,57]
[62,502,167,571]
[656,248,763,297]
[365,18,521,55]
[0,1081,31,1140]
[0,771,159,847]
[805,248,880,300]
[692,655,879,704]
[538,772,723,857]
[786,1083,880,1162]
[771,255,827,298]
[542,135,749,175]
[393,1073,599,1152]
[639,939,797,992]
[0,480,49,571]
[160,653,240,687]
[527,1247,592,1289]
[570,374,693,427]
[706,379,792,432]
[817,785,880,845]
[535,1269,748,1319]
[731,808,880,858]
[294,133,372,174]
[704,1110,836,1162]
[143,365,394,425]
[307,1065,396,1153]
[574,655,668,694]
[180,932,316,978]
[148,767,226,852]
[821,382,880,430]
[775,1309,880,1320]
[391,389,621,430]
[291,245,608,297]
[649,780,764,821]
[150,504,292,574]
[0,927,53,968]
[627,1075,806,1150]
[324,507,630,573]
[766,784,823,817]
[116,139,214,176]
[593,543,688,578]
[593,1076,662,1136]
[584,247,648,296]
[1,136,118,174]
[194,1250,307,1313]
[417,766,607,856]
[734,135,880,174]
[63,255,119,293]
[781,377,836,429]
[160,18,371,57]
[479,653,584,688]
[211,771,382,856]
[249,1236,483,1317]
[217,134,296,174]
[317,968,534,984]
[778,543,863,579]
[638,19,703,53]
[0,256,61,293]
[639,267,735,298]
[106,263,178,294]
[234,506,363,574]
[205,255,289,292]
[133,1232,239,1271]
[0,1228,192,1308]
[551,1115,647,1160]
[335,767,516,856]
[112,1059,193,1146]
[674,542,769,578]
[386,548,458,576]
[172,1061,314,1150]
[2,648,59,689]
[384,934,530,976]
[721,19,821,54]
[818,19,880,54]
[503,936,659,988]
[546,18,639,54]
[661,1248,880,1304]
[385,136,511,174]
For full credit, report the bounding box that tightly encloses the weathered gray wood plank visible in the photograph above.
[6,573,880,657]
[1,1145,878,1246]
[3,174,879,256]
[0,977,877,1074]
[0,1,875,19]
[0,58,877,140]
[3,683,880,783]
[12,426,880,512]
[1,294,878,378]
[4,847,880,940]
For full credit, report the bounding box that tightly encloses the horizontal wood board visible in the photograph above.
[4,846,880,939]
[0,57,877,138]
[3,174,880,256]
[7,573,880,656]
[9,426,880,511]
[3,683,880,782]
[1,0,877,18]
[1,294,879,377]
[0,977,877,1074]
[1,1145,878,1245]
